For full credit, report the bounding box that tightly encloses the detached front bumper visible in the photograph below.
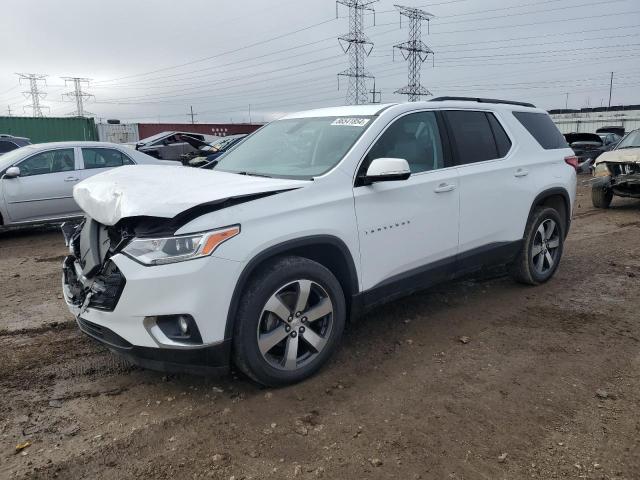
[61,250,242,375]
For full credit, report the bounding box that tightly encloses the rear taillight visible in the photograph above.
[564,156,579,170]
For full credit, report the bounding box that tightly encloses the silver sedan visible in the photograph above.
[0,141,175,228]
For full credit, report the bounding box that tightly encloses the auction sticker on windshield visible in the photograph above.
[331,118,370,127]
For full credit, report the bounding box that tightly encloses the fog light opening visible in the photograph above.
[153,314,203,345]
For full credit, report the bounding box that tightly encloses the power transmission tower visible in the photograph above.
[61,77,94,117]
[16,73,49,117]
[336,0,378,105]
[188,105,198,124]
[393,5,434,102]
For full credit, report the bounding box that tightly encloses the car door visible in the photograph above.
[2,147,80,223]
[353,110,460,296]
[77,147,135,182]
[443,110,533,272]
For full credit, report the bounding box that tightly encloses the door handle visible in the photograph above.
[64,177,79,182]
[434,183,456,193]
[514,168,529,177]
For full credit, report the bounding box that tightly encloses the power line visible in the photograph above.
[94,17,338,85]
[337,0,379,105]
[16,73,49,117]
[61,77,94,117]
[393,5,434,101]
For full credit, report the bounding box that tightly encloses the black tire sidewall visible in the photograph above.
[233,256,346,387]
[525,208,564,284]
[591,186,613,209]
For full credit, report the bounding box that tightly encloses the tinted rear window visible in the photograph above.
[444,110,499,164]
[513,111,567,150]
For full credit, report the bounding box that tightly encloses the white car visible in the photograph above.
[0,141,173,228]
[61,98,577,386]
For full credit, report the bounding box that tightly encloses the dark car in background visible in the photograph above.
[564,132,612,173]
[180,134,247,166]
[0,134,31,155]
[596,126,625,138]
[131,131,216,161]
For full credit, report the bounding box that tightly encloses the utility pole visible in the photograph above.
[7,105,12,117]
[369,79,381,104]
[16,73,49,117]
[393,5,434,101]
[61,77,94,117]
[565,92,569,110]
[337,0,378,105]
[248,104,252,124]
[608,71,614,109]
[188,105,198,124]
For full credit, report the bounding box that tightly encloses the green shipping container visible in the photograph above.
[0,116,98,143]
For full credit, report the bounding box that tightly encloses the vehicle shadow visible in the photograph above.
[0,223,62,240]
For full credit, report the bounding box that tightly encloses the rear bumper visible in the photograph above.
[77,316,231,375]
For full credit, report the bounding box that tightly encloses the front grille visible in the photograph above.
[608,162,640,176]
[78,318,132,349]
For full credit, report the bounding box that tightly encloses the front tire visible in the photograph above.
[232,256,346,387]
[591,186,613,209]
[509,207,564,285]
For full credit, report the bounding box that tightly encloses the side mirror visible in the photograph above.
[363,158,411,185]
[4,166,20,178]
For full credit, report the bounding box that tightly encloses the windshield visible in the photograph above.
[215,116,373,179]
[616,130,640,150]
[0,146,31,171]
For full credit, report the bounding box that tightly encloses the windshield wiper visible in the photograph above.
[236,171,273,178]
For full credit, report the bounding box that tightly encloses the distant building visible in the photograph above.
[549,104,640,134]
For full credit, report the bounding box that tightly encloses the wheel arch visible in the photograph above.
[527,187,571,238]
[224,235,359,339]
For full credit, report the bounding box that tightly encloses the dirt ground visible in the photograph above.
[1,178,639,480]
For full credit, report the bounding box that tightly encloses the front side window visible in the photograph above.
[19,149,75,177]
[445,110,502,165]
[82,148,134,169]
[216,116,373,179]
[363,111,444,174]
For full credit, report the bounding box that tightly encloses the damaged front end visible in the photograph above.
[61,219,130,316]
[593,161,640,198]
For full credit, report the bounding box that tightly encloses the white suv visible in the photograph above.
[62,98,577,386]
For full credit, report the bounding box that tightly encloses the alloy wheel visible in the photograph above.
[531,218,560,275]
[256,279,333,371]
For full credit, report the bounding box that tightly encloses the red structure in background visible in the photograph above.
[137,123,263,139]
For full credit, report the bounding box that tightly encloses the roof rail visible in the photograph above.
[429,96,536,108]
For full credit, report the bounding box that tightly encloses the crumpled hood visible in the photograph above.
[595,148,640,165]
[73,165,308,226]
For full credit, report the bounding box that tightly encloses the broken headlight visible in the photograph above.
[122,225,240,266]
[593,162,611,177]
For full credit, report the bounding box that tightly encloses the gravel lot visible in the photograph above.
[1,178,639,480]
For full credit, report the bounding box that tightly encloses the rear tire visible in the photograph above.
[591,186,613,209]
[232,256,346,387]
[509,207,564,285]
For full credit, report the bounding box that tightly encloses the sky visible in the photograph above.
[1,0,639,124]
